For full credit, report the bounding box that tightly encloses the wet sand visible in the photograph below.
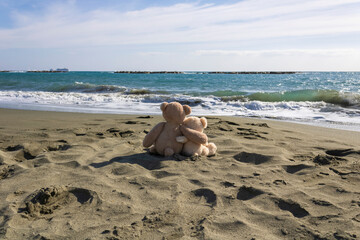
[0,108,359,240]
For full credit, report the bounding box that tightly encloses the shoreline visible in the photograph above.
[1,106,359,133]
[2,70,298,74]
[1,108,359,239]
[1,108,360,139]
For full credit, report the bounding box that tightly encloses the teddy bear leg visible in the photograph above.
[164,148,175,157]
[201,146,210,156]
[206,142,217,156]
[149,145,157,154]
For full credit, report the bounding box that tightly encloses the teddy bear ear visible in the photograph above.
[160,102,168,111]
[200,117,208,128]
[183,105,191,115]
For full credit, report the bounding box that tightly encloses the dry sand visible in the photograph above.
[0,108,359,240]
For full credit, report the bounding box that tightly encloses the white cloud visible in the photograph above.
[191,48,360,71]
[0,0,360,49]
[195,49,360,57]
[137,51,168,56]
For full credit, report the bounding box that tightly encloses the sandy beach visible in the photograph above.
[0,108,359,240]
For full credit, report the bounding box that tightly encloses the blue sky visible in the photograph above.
[1,0,360,71]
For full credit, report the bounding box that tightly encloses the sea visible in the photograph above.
[0,71,360,132]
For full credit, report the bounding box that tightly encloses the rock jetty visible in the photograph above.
[207,71,297,74]
[114,71,297,74]
[114,71,184,74]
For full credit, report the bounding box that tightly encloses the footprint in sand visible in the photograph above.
[56,161,81,168]
[151,170,178,179]
[73,128,87,136]
[192,188,217,207]
[220,120,240,126]
[313,154,346,165]
[218,125,233,132]
[275,198,309,218]
[325,148,359,157]
[106,128,134,137]
[4,145,34,162]
[124,120,138,124]
[47,143,72,151]
[273,179,287,185]
[233,152,272,165]
[5,145,24,151]
[246,123,270,128]
[283,164,314,174]
[111,165,138,176]
[0,164,15,180]
[215,120,240,132]
[7,141,72,162]
[236,186,264,200]
[311,199,333,207]
[221,181,236,188]
[21,186,101,219]
[329,167,358,176]
[237,127,267,140]
[84,123,100,126]
[15,148,38,161]
[189,179,206,187]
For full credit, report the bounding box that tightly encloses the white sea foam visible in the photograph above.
[1,90,360,131]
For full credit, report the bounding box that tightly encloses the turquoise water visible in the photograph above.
[0,71,360,131]
[1,71,360,100]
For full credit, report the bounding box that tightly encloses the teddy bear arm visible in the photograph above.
[143,122,166,147]
[180,126,208,145]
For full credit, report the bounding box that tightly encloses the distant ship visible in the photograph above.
[51,68,69,72]
[27,68,69,73]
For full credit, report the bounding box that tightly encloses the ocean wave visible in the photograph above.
[48,82,172,96]
[2,89,359,109]
[193,90,248,97]
[220,96,248,102]
[126,89,152,95]
[50,82,127,93]
[216,90,360,108]
[1,90,360,131]
[142,95,204,106]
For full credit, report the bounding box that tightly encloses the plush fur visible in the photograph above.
[143,102,191,156]
[177,116,217,157]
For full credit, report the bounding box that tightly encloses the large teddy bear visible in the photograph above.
[177,116,217,156]
[143,102,192,156]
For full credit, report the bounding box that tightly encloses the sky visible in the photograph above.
[0,0,360,71]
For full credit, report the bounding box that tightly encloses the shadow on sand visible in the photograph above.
[90,152,179,170]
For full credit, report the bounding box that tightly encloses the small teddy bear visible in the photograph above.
[143,102,191,156]
[176,116,217,157]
